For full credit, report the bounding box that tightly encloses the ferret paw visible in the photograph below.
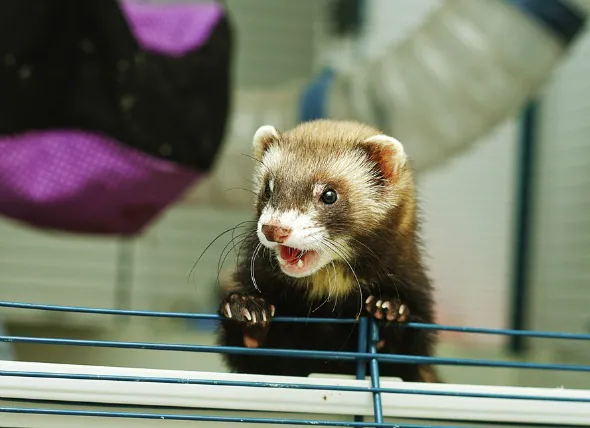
[219,293,275,326]
[219,293,275,349]
[365,296,410,323]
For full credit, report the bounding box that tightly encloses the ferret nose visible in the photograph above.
[261,224,292,243]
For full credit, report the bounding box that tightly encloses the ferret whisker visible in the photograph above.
[242,177,258,188]
[317,238,362,352]
[220,223,256,272]
[319,238,363,319]
[350,226,380,240]
[324,239,355,267]
[215,231,253,288]
[250,242,263,293]
[241,153,276,180]
[327,257,349,312]
[235,231,255,274]
[217,230,251,274]
[231,221,257,261]
[363,251,402,303]
[347,237,380,260]
[326,258,341,311]
[309,245,336,313]
[266,246,277,268]
[299,226,325,232]
[345,237,395,300]
[224,187,258,196]
[188,220,254,286]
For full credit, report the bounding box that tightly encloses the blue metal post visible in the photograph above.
[354,317,369,422]
[509,101,538,354]
[368,318,384,423]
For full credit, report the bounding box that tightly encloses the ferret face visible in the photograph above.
[250,120,409,279]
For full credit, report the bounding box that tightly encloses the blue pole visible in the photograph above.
[509,101,539,353]
[368,318,384,423]
[354,317,369,422]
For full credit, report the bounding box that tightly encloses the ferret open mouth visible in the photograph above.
[277,245,321,277]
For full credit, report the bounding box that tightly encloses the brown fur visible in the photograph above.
[217,119,440,383]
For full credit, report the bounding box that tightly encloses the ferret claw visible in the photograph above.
[365,295,410,324]
[224,303,232,319]
[218,293,275,326]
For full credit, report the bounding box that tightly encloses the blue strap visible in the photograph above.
[506,0,586,44]
[298,67,336,122]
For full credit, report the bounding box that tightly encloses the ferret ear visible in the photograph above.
[360,134,407,182]
[252,125,280,161]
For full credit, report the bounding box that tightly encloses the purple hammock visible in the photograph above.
[0,0,232,235]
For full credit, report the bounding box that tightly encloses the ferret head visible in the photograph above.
[251,120,412,280]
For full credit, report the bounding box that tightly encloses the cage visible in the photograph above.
[0,0,589,427]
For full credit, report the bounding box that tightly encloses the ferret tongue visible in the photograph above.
[280,245,302,264]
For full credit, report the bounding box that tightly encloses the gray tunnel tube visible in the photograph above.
[305,0,590,173]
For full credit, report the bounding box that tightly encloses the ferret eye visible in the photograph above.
[320,189,337,205]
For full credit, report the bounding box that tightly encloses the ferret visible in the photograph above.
[216,119,439,383]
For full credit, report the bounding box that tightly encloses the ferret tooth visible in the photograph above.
[224,303,232,318]
[262,311,267,322]
[242,308,252,321]
[252,313,257,323]
[270,305,276,317]
[376,300,383,308]
[365,296,374,305]
[297,259,304,268]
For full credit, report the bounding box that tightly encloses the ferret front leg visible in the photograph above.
[364,295,411,352]
[218,292,276,348]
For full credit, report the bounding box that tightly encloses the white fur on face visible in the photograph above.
[257,206,324,249]
[257,205,339,277]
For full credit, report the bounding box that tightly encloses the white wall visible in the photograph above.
[418,122,517,343]
[527,25,590,369]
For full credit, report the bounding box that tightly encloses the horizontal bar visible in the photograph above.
[0,361,588,425]
[1,300,589,340]
[0,300,355,324]
[0,407,464,428]
[410,322,590,340]
[1,335,589,372]
[1,369,588,403]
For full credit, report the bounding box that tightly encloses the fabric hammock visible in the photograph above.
[0,0,232,235]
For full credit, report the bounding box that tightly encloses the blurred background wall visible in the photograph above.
[0,0,588,390]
